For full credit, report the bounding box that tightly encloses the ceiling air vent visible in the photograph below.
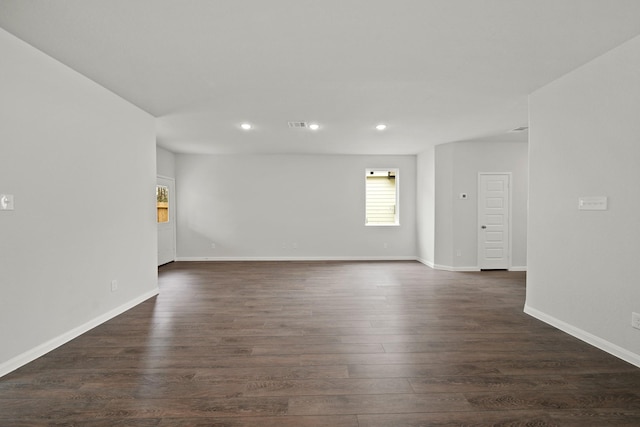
[510,126,529,132]
[288,121,309,129]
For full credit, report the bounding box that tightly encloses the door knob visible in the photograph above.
[481,225,487,229]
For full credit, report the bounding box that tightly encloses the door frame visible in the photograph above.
[157,175,176,266]
[477,172,512,270]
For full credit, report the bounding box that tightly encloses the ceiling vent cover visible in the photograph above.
[288,121,308,129]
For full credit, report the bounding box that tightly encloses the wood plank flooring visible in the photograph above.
[2,261,640,426]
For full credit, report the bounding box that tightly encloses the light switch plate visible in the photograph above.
[578,196,607,211]
[0,194,14,211]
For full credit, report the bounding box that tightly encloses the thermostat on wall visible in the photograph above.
[0,194,14,211]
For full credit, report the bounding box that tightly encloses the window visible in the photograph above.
[156,185,169,223]
[365,168,399,225]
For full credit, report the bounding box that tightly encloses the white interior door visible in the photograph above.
[157,176,176,266]
[478,173,510,270]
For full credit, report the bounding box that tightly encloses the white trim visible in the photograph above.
[418,258,523,273]
[432,264,481,272]
[451,266,481,272]
[0,288,159,378]
[417,258,435,269]
[176,256,418,262]
[365,167,400,226]
[524,304,640,369]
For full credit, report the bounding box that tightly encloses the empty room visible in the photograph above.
[1,1,640,425]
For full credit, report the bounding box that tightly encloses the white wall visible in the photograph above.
[433,141,528,270]
[0,28,158,376]
[416,146,436,266]
[175,154,417,260]
[156,146,176,178]
[434,143,455,268]
[526,35,640,365]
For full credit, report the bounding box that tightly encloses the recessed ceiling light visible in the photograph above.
[240,123,252,130]
[309,123,320,131]
[375,124,387,131]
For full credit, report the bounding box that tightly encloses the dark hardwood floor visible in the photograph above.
[2,261,640,426]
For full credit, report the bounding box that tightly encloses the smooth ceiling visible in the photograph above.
[1,0,639,155]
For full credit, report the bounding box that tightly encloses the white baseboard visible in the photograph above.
[376,258,525,273]
[0,288,159,378]
[431,264,481,272]
[417,258,435,268]
[524,304,640,368]
[416,259,479,272]
[176,256,418,262]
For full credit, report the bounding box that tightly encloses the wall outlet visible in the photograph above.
[456,249,462,257]
[111,280,118,292]
[632,312,640,330]
[578,196,608,211]
[383,243,388,249]
[211,242,216,249]
[292,242,298,249]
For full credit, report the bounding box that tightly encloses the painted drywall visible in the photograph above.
[0,28,157,375]
[175,154,417,259]
[156,146,176,178]
[451,141,528,269]
[526,34,640,364]
[433,141,528,270]
[416,146,436,266]
[434,143,455,268]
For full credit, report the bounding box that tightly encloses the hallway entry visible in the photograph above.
[157,176,176,266]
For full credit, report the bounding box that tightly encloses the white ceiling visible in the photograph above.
[1,0,640,155]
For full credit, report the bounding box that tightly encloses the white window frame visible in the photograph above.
[365,168,400,226]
